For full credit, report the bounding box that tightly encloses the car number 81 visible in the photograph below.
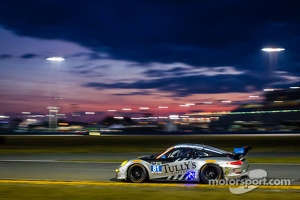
[151,162,162,173]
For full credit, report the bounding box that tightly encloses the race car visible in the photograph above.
[116,143,251,183]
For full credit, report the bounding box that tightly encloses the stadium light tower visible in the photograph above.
[46,56,65,132]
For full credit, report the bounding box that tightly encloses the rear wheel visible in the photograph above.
[200,164,222,184]
[127,164,148,183]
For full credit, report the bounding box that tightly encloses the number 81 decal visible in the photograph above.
[151,162,162,173]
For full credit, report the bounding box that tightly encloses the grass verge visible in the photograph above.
[247,157,300,164]
[0,182,299,200]
[0,135,300,154]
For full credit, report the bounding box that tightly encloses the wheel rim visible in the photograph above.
[204,166,218,179]
[131,166,144,181]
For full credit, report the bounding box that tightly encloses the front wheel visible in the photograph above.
[127,164,148,183]
[200,164,222,184]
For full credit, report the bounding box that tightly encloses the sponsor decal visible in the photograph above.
[163,161,197,175]
[224,167,230,175]
[186,171,196,180]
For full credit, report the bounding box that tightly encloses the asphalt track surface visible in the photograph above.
[0,153,299,184]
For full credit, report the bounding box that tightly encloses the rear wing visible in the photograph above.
[233,146,252,159]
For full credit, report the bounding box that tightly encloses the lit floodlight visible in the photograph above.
[185,103,195,106]
[249,95,260,98]
[263,88,275,92]
[158,106,168,109]
[261,48,285,52]
[180,104,189,107]
[221,100,231,103]
[46,57,65,61]
[85,112,95,115]
[139,107,149,110]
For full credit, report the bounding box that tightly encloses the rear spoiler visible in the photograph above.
[233,146,252,158]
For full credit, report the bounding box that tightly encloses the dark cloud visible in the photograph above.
[114,91,153,96]
[144,67,189,78]
[67,52,109,60]
[84,66,300,97]
[0,54,12,59]
[20,53,39,59]
[1,0,299,99]
[72,64,91,70]
[84,72,268,97]
[0,0,299,68]
[70,64,107,78]
[143,69,168,78]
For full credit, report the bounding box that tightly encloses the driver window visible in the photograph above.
[191,149,208,158]
[167,149,181,158]
[165,148,192,159]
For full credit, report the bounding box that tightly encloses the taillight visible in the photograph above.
[229,160,243,165]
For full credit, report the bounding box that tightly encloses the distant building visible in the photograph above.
[209,88,300,131]
[265,88,300,102]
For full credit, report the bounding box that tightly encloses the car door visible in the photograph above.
[152,147,196,180]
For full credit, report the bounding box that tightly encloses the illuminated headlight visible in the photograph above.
[120,160,128,167]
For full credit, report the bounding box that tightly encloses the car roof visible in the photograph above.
[173,143,229,154]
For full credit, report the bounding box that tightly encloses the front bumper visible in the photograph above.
[116,166,127,180]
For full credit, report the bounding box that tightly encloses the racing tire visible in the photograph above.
[200,164,222,184]
[127,164,148,183]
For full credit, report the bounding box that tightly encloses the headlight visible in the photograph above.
[120,160,128,167]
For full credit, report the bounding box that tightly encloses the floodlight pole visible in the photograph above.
[46,57,65,132]
[261,48,285,88]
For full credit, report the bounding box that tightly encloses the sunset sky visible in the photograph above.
[0,0,300,119]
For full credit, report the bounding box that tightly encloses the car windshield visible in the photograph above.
[149,151,164,158]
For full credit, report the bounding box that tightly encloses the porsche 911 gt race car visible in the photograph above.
[116,143,251,183]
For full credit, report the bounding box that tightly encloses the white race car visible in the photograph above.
[116,143,251,183]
